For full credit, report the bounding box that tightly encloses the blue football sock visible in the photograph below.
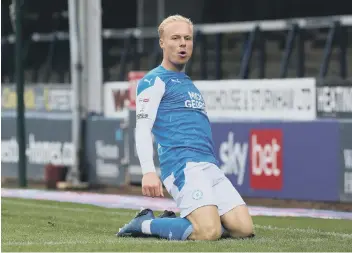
[141,217,193,240]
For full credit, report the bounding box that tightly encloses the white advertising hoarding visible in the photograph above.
[104,78,317,121]
[194,78,316,121]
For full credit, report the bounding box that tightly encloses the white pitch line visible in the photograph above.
[255,225,352,239]
[3,239,118,246]
[2,237,328,247]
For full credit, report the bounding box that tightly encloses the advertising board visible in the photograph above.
[212,121,340,201]
[1,117,73,180]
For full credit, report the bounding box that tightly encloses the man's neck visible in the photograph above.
[161,59,185,72]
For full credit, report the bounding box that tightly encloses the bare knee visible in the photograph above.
[221,205,254,238]
[186,205,222,241]
[193,224,222,241]
[235,222,254,237]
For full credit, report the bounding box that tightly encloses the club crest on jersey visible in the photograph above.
[185,91,206,111]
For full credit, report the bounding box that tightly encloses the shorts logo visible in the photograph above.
[192,190,203,200]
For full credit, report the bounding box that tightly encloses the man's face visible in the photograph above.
[160,21,193,68]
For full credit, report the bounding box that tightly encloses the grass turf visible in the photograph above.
[1,197,352,252]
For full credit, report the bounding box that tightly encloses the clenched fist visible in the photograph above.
[142,172,164,197]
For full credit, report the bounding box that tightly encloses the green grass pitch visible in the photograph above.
[1,197,352,252]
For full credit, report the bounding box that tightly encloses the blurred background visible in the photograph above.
[1,0,352,206]
[1,0,351,83]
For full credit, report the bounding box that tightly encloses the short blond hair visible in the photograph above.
[158,15,193,38]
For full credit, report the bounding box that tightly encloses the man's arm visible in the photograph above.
[135,76,165,175]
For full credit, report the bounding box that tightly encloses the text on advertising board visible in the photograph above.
[317,86,352,118]
[249,129,283,190]
[211,121,340,201]
[194,78,316,120]
[1,85,72,112]
[103,78,316,120]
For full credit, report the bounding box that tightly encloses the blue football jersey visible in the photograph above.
[135,65,219,182]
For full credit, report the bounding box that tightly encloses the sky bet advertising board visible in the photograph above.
[211,121,340,202]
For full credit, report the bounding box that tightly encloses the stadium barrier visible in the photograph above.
[212,121,340,202]
[1,77,352,202]
[316,78,352,119]
[1,84,72,115]
[339,121,352,202]
[1,116,74,180]
[84,116,128,186]
[1,116,129,186]
[104,77,318,121]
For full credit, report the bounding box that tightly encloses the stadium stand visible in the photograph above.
[1,0,351,83]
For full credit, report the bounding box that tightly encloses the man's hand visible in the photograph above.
[142,172,164,198]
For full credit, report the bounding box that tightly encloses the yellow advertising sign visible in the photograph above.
[1,87,38,110]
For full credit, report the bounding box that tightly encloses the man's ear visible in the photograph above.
[159,38,164,49]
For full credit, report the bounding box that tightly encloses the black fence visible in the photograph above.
[2,14,352,83]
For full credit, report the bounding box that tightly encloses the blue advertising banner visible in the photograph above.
[85,116,128,186]
[339,121,352,203]
[1,116,73,180]
[211,121,340,202]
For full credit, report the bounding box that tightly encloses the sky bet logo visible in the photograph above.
[185,91,205,110]
[250,129,283,190]
[219,132,248,186]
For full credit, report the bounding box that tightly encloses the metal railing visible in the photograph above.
[2,15,352,82]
